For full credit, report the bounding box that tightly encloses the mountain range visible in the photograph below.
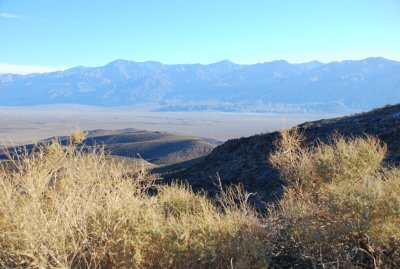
[1,57,399,113]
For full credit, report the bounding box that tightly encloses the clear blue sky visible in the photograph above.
[1,0,400,72]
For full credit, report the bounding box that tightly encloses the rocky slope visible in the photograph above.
[161,104,400,206]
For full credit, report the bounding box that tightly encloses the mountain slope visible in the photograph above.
[1,58,399,112]
[0,128,219,165]
[84,129,218,165]
[161,104,400,205]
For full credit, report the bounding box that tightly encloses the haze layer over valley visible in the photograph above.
[0,105,328,146]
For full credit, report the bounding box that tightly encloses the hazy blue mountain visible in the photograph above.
[0,57,399,112]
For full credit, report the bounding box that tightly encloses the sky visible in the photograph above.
[1,0,400,74]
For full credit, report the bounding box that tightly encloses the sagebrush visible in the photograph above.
[0,138,267,268]
[269,128,400,267]
[1,129,399,268]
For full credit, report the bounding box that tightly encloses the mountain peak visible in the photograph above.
[361,57,399,65]
[106,59,135,66]
[209,60,236,66]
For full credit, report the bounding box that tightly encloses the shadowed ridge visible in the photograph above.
[1,129,220,166]
[163,104,400,206]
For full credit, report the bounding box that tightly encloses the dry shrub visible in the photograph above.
[269,128,400,267]
[0,131,268,268]
[145,184,268,269]
[70,127,86,144]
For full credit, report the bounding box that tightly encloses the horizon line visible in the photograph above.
[0,56,398,75]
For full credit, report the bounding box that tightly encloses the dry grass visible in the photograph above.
[268,128,400,267]
[0,133,268,268]
[2,128,400,268]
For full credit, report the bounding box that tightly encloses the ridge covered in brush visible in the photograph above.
[1,58,399,112]
[162,104,400,205]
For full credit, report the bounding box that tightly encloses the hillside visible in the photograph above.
[1,58,399,112]
[0,128,218,165]
[161,104,400,205]
[84,129,218,165]
[2,106,400,268]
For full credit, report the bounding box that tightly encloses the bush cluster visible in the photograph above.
[1,129,399,268]
[269,129,400,267]
[0,136,267,268]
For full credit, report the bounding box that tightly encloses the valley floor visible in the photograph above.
[0,105,339,146]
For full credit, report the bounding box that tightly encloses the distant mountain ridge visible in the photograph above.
[1,57,399,112]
